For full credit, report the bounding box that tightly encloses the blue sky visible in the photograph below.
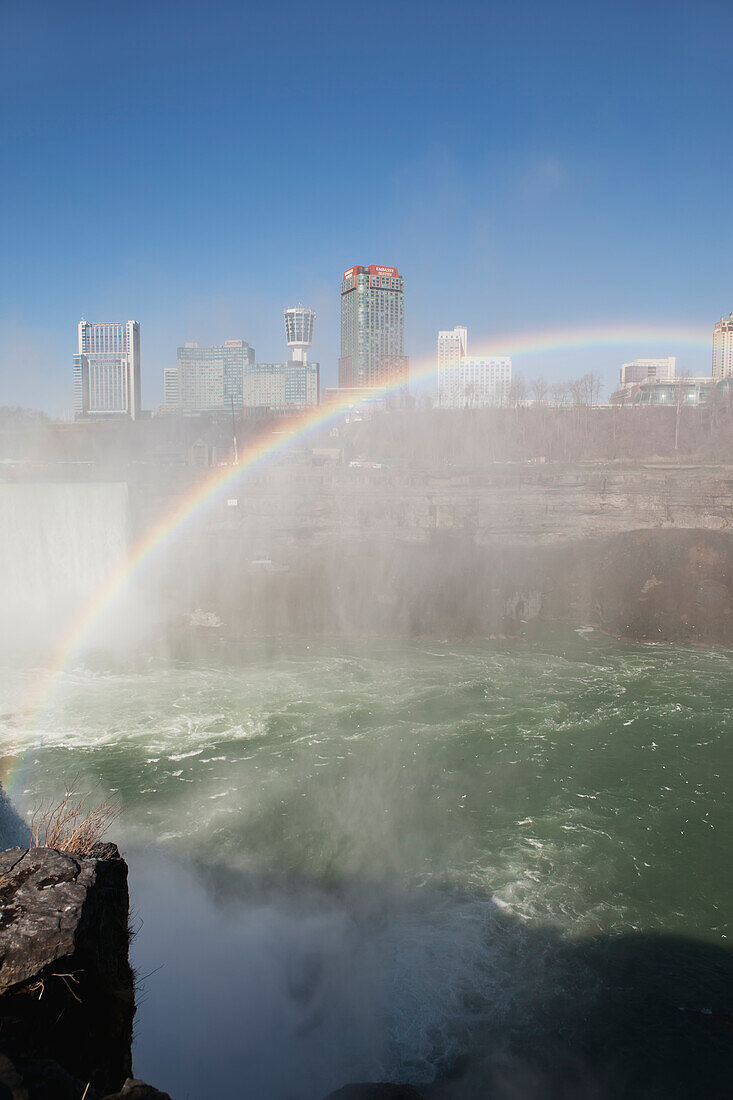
[1,0,732,413]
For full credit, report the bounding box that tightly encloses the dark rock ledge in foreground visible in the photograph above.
[0,844,170,1100]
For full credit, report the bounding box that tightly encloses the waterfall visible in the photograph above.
[0,482,130,649]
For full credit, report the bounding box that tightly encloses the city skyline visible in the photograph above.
[2,1,733,413]
[63,293,733,417]
[58,282,730,416]
[162,304,320,417]
[68,298,732,419]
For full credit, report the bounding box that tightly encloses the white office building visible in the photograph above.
[73,319,141,419]
[163,367,179,411]
[620,357,676,386]
[443,357,512,408]
[437,325,511,408]
[712,314,733,379]
[437,325,468,406]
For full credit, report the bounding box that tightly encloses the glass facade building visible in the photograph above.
[176,340,255,413]
[243,361,319,413]
[610,377,715,405]
[73,319,141,419]
[339,265,408,390]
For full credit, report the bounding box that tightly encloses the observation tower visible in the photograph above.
[284,304,315,363]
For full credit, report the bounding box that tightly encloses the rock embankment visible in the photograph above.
[135,462,733,644]
[0,844,169,1100]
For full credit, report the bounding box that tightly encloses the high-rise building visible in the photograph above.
[620,357,676,386]
[176,340,255,413]
[243,360,319,413]
[339,265,408,390]
[437,326,468,406]
[73,319,141,419]
[163,367,179,411]
[712,314,733,379]
[441,357,512,408]
[284,305,315,362]
[436,325,511,408]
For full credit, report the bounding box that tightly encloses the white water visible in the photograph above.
[2,639,732,1097]
[0,482,130,646]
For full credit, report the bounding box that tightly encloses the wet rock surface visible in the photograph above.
[0,844,134,1097]
[0,1058,170,1100]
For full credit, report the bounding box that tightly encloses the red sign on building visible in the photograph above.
[369,265,399,277]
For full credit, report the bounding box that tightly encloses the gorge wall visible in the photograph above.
[131,463,733,645]
[3,458,731,643]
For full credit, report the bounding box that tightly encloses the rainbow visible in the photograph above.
[3,320,711,795]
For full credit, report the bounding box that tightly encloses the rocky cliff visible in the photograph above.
[0,844,169,1100]
[141,462,733,644]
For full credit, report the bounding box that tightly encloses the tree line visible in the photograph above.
[509,371,605,407]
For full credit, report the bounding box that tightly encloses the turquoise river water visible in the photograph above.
[1,630,732,1098]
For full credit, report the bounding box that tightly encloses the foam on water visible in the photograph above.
[128,851,592,1097]
[1,635,732,1096]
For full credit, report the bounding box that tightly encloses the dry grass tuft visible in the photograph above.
[29,782,121,857]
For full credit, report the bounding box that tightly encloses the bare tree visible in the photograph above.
[674,371,691,451]
[530,376,549,405]
[508,372,528,407]
[568,377,585,406]
[708,386,718,442]
[549,380,569,407]
[585,371,603,406]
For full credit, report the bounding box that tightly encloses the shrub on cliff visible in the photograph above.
[30,783,121,856]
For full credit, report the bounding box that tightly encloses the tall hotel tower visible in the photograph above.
[73,319,141,419]
[712,313,733,379]
[338,265,408,390]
